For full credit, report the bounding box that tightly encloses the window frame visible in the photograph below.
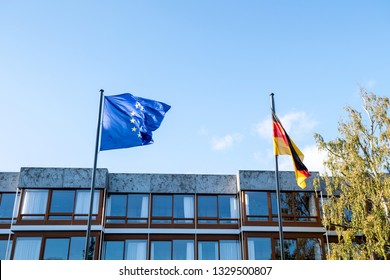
[243,191,321,226]
[105,193,150,227]
[17,189,103,225]
[197,194,239,228]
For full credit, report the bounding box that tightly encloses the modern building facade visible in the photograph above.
[0,167,332,260]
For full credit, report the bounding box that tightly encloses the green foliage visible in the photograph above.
[314,89,390,259]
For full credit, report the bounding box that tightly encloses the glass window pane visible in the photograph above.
[69,237,86,260]
[174,195,194,219]
[13,237,42,260]
[198,241,218,260]
[128,194,149,218]
[21,190,48,217]
[104,241,124,260]
[198,196,217,218]
[247,237,272,260]
[173,240,194,260]
[271,192,293,220]
[152,195,172,217]
[245,192,268,219]
[275,239,297,260]
[50,191,75,213]
[44,238,70,260]
[107,195,126,216]
[0,240,12,260]
[0,193,16,221]
[151,241,171,260]
[218,195,238,219]
[75,191,99,215]
[125,240,147,260]
[297,238,322,260]
[220,240,241,260]
[295,193,318,221]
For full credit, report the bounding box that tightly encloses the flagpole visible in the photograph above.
[270,93,285,260]
[84,89,104,260]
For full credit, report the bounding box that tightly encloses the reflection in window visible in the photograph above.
[44,238,70,260]
[218,195,238,223]
[198,195,238,224]
[198,240,241,260]
[151,195,194,224]
[151,241,171,260]
[247,237,272,260]
[0,239,12,260]
[198,196,217,224]
[43,237,93,260]
[198,241,218,260]
[106,194,149,224]
[49,190,75,220]
[21,190,48,220]
[275,238,322,260]
[0,193,19,223]
[13,237,42,260]
[173,240,194,260]
[128,194,149,222]
[104,241,124,260]
[173,195,194,223]
[103,240,147,260]
[152,195,172,223]
[271,192,318,222]
[245,192,269,221]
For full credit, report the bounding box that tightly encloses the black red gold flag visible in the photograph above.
[272,112,310,188]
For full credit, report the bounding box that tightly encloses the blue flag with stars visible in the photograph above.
[100,93,171,151]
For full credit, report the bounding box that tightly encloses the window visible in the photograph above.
[49,190,75,220]
[198,195,238,224]
[245,192,269,221]
[151,241,171,260]
[21,190,48,220]
[20,189,100,222]
[275,238,322,260]
[152,195,172,223]
[106,194,149,224]
[42,237,89,260]
[151,195,194,224]
[198,240,241,260]
[271,192,318,222]
[74,190,100,220]
[150,240,194,260]
[247,237,272,260]
[103,240,147,260]
[0,193,19,223]
[0,239,12,260]
[13,237,42,260]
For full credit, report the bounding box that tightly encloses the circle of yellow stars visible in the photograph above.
[129,101,144,138]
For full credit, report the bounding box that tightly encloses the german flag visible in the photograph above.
[272,112,310,188]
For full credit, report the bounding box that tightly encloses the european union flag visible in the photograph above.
[100,93,171,151]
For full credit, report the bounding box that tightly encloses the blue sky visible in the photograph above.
[1,0,389,175]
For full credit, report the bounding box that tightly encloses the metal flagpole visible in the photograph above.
[270,93,285,260]
[84,89,104,260]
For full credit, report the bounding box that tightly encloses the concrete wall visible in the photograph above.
[238,170,325,192]
[0,168,324,193]
[18,167,108,189]
[0,172,20,192]
[108,173,237,194]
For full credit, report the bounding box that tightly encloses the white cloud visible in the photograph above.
[256,111,318,141]
[211,133,242,151]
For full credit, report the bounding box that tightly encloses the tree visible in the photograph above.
[314,89,390,259]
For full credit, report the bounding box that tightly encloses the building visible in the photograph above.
[0,167,331,260]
